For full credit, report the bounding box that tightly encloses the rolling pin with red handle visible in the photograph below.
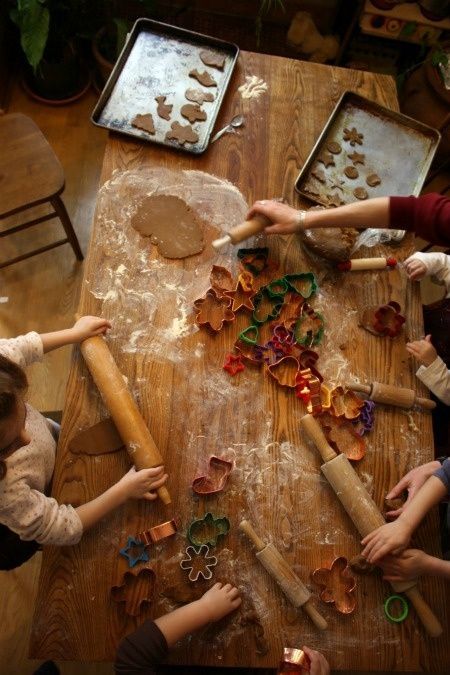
[239,519,328,631]
[337,257,397,271]
[80,336,171,505]
[212,213,272,249]
[300,413,443,638]
[348,381,436,410]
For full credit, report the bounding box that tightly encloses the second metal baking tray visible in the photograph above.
[295,91,441,206]
[91,18,239,154]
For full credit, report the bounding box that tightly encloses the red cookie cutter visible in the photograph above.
[223,352,245,376]
[192,456,233,495]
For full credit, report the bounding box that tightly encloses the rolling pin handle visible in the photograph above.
[404,586,443,638]
[300,414,337,463]
[302,598,328,631]
[347,382,372,397]
[212,234,231,250]
[157,485,171,506]
[239,519,265,552]
[415,396,436,410]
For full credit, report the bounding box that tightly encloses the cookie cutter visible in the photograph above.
[119,536,150,568]
[294,305,325,347]
[330,386,365,420]
[192,456,233,495]
[307,383,332,413]
[187,512,230,548]
[234,337,266,366]
[295,368,322,414]
[237,247,269,276]
[354,400,376,435]
[320,413,366,461]
[267,356,300,388]
[224,277,256,313]
[137,519,179,547]
[111,566,156,616]
[238,325,259,345]
[194,289,235,332]
[180,544,218,582]
[253,288,283,325]
[210,265,234,298]
[266,277,289,299]
[361,300,405,338]
[278,647,311,673]
[384,594,409,623]
[249,260,279,293]
[312,556,356,614]
[223,352,245,376]
[284,272,317,299]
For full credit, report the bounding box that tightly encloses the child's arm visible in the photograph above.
[405,252,450,294]
[384,460,441,518]
[40,316,111,353]
[381,549,450,582]
[406,336,450,405]
[115,583,241,673]
[361,475,448,563]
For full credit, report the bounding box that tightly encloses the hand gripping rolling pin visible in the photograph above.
[80,336,171,505]
[212,213,272,250]
[348,381,436,410]
[300,413,442,637]
[239,519,328,631]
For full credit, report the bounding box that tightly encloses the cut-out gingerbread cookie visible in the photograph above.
[165,121,199,145]
[353,187,368,200]
[343,127,363,146]
[189,69,217,87]
[317,151,335,168]
[180,103,207,123]
[199,49,226,70]
[155,96,172,120]
[185,88,215,105]
[326,141,341,154]
[131,113,155,134]
[347,151,365,165]
[366,173,381,187]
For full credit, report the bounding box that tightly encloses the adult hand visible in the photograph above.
[118,466,168,501]
[71,316,111,342]
[385,461,441,518]
[361,519,412,563]
[380,549,430,582]
[406,335,437,367]
[199,582,241,622]
[302,646,330,675]
[404,256,427,281]
[246,200,303,234]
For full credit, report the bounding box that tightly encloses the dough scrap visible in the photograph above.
[189,69,217,87]
[327,192,345,207]
[165,121,199,145]
[180,103,207,123]
[199,49,226,70]
[300,225,358,262]
[311,166,326,183]
[185,88,215,104]
[131,113,155,134]
[131,194,204,259]
[155,95,172,120]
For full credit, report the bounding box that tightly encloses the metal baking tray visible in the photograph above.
[91,18,239,154]
[295,91,441,206]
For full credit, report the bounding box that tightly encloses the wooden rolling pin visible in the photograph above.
[348,381,436,410]
[239,519,328,631]
[80,336,171,505]
[212,213,271,249]
[337,257,397,271]
[300,414,442,638]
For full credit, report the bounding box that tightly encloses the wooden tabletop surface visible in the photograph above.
[30,51,449,671]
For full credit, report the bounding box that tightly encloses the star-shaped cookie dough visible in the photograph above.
[343,127,363,146]
[327,192,345,207]
[347,151,365,165]
[317,151,335,168]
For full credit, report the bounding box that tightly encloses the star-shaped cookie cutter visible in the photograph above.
[180,544,218,582]
[223,352,245,376]
[119,536,150,568]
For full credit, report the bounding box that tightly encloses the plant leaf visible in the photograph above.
[10,0,49,72]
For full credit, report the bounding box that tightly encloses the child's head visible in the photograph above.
[0,355,30,468]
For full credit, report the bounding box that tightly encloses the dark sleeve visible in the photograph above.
[389,194,450,246]
[434,458,450,494]
[114,620,169,675]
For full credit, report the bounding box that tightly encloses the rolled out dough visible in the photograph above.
[131,195,205,259]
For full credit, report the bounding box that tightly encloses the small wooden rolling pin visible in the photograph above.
[337,257,397,271]
[80,336,171,505]
[239,519,328,631]
[212,213,271,249]
[348,381,436,410]
[300,414,443,638]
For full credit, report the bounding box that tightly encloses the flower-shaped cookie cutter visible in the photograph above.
[266,277,289,299]
[111,566,156,616]
[355,399,376,435]
[180,544,218,582]
[284,272,317,299]
[223,352,245,376]
[137,519,179,547]
[312,556,356,614]
[320,412,366,461]
[194,288,235,332]
[187,512,230,548]
[210,265,234,298]
[119,536,150,568]
[362,300,406,338]
[192,456,233,495]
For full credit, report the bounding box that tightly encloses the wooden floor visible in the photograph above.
[0,79,448,675]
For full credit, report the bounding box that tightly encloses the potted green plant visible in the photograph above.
[9,0,91,103]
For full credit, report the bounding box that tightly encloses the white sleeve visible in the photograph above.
[405,252,450,296]
[416,357,450,406]
[0,332,44,368]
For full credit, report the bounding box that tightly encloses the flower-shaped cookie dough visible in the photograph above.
[180,545,218,581]
[312,557,356,614]
[343,127,363,146]
[194,289,235,332]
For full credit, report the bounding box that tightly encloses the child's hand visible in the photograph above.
[380,549,430,582]
[118,466,168,501]
[361,519,412,563]
[385,461,441,518]
[404,256,427,281]
[71,316,112,343]
[302,646,330,675]
[199,582,241,622]
[406,335,437,367]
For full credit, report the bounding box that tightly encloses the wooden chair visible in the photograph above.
[0,113,83,269]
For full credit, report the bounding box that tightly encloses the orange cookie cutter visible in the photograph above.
[224,277,257,312]
[194,288,235,332]
[137,518,179,546]
[267,355,300,388]
[329,386,365,419]
[210,265,234,298]
[192,456,233,495]
[111,566,156,616]
[320,412,366,461]
[312,556,356,614]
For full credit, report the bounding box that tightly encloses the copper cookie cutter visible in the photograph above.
[278,647,311,673]
[137,518,179,546]
[192,456,233,495]
[312,556,356,614]
[193,288,235,332]
[111,565,156,616]
[180,544,218,582]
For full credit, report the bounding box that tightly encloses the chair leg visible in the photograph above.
[50,195,84,261]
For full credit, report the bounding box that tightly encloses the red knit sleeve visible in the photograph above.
[389,194,450,246]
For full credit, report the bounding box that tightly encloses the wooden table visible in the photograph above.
[30,51,449,672]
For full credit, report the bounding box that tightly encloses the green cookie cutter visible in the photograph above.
[294,310,325,346]
[187,513,230,548]
[239,325,259,345]
[285,272,318,299]
[266,278,289,299]
[236,248,270,276]
[383,595,409,623]
[252,289,283,325]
